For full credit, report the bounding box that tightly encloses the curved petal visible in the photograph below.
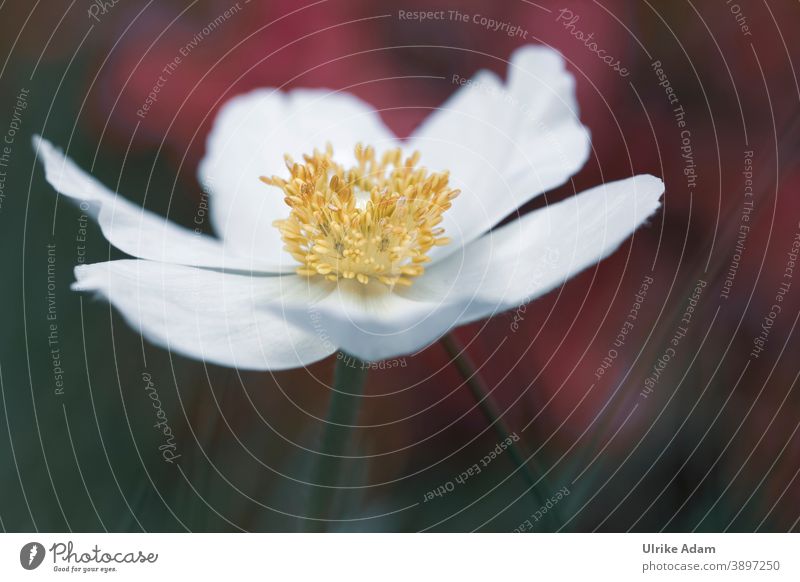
[262,175,661,362]
[32,136,286,273]
[268,279,474,363]
[198,88,399,265]
[409,46,590,261]
[402,175,664,323]
[73,259,335,370]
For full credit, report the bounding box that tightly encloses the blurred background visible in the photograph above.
[0,0,798,532]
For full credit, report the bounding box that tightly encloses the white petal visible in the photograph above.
[33,136,284,272]
[269,279,473,363]
[409,46,590,261]
[265,173,661,364]
[198,88,398,265]
[73,260,336,370]
[259,175,661,363]
[402,175,664,323]
[508,45,581,125]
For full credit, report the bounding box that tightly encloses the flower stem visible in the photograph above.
[441,333,546,506]
[305,353,367,532]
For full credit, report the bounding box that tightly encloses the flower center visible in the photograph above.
[261,144,459,287]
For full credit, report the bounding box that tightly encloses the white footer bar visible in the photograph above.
[1,533,796,580]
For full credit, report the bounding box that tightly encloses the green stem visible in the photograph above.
[305,353,368,532]
[441,333,546,507]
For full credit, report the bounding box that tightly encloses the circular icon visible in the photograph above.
[19,542,46,570]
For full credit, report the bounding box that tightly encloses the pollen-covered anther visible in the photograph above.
[261,143,459,287]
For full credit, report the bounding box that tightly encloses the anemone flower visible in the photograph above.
[33,45,663,372]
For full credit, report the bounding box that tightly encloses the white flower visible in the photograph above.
[33,46,663,370]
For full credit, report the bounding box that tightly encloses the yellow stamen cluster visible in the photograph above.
[261,144,459,287]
